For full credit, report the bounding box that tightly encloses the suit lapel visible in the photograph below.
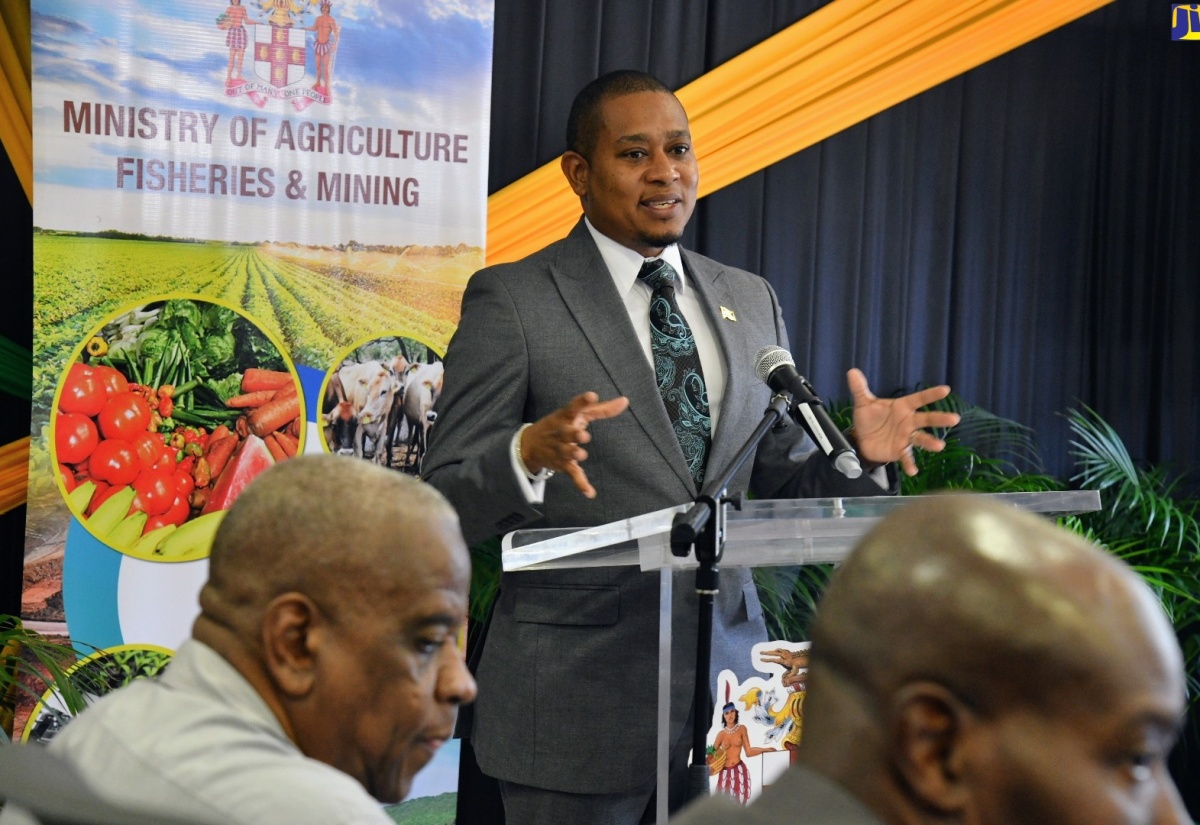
[551,221,694,491]
[682,249,760,483]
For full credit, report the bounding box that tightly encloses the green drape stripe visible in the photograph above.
[0,335,32,399]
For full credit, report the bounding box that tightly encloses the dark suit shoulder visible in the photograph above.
[468,220,595,288]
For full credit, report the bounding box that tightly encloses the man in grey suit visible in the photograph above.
[422,70,958,824]
[670,495,1190,825]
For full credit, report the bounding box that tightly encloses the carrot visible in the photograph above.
[210,424,232,442]
[264,433,287,462]
[205,435,238,480]
[235,415,250,439]
[272,381,298,399]
[273,431,299,457]
[286,417,301,439]
[241,369,294,393]
[225,390,277,409]
[248,394,300,439]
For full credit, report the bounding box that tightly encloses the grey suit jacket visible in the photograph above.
[422,219,891,794]
[669,765,886,824]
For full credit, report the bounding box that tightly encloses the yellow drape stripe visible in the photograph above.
[0,437,30,517]
[486,0,1112,265]
[0,2,31,205]
[0,7,31,518]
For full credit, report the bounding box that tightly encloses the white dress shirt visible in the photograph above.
[509,218,728,501]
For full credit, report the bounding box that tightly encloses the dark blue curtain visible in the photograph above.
[487,0,1199,488]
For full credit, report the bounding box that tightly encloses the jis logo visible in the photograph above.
[1172,4,1200,40]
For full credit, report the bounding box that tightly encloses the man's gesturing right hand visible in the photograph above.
[521,392,630,499]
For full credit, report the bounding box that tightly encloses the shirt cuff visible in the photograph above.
[845,427,890,489]
[510,425,551,504]
[867,464,889,490]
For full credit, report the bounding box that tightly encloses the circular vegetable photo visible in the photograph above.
[52,296,304,561]
[319,335,443,475]
[21,644,173,745]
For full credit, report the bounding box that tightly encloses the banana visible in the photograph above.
[67,480,97,513]
[88,487,135,537]
[155,510,227,559]
[131,524,177,558]
[106,510,147,549]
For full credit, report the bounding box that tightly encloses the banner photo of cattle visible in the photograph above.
[320,335,443,475]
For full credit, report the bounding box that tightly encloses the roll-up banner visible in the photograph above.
[23,0,493,811]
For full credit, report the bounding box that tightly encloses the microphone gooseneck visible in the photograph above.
[753,346,863,479]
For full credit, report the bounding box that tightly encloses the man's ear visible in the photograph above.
[261,592,322,699]
[888,681,975,815]
[561,151,589,198]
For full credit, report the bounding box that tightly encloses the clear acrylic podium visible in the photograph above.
[501,491,1100,824]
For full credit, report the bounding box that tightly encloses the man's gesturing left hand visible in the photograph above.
[846,368,961,477]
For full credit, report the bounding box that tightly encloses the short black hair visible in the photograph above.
[565,70,674,160]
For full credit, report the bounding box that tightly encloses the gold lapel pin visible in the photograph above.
[720,306,737,322]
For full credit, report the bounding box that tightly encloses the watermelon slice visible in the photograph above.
[202,435,276,514]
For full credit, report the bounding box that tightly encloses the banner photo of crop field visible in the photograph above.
[25,0,492,814]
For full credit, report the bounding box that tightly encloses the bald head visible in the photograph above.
[192,455,475,804]
[200,454,461,635]
[811,495,1176,714]
[800,494,1187,825]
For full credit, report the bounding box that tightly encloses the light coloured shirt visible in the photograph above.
[36,640,394,825]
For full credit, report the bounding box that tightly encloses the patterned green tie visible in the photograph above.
[638,258,712,486]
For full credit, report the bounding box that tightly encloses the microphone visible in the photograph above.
[754,346,862,479]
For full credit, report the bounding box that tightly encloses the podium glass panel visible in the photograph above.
[498,491,1100,823]
[502,490,1101,572]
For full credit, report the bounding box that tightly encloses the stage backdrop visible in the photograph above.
[23,0,492,815]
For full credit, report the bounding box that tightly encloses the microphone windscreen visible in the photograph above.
[754,345,794,383]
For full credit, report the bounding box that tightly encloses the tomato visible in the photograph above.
[85,480,115,516]
[58,464,77,493]
[130,432,164,471]
[88,439,140,487]
[173,468,196,497]
[59,363,106,417]
[55,413,99,465]
[131,468,175,517]
[152,442,179,472]
[97,393,153,441]
[159,397,175,418]
[154,495,191,528]
[90,365,129,399]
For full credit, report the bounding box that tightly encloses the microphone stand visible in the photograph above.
[672,393,791,804]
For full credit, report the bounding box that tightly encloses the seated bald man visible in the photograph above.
[8,456,476,825]
[672,495,1190,825]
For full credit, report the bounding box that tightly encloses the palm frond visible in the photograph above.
[1067,404,1141,512]
[754,564,836,641]
[468,537,503,627]
[1064,406,1200,724]
[0,617,92,717]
